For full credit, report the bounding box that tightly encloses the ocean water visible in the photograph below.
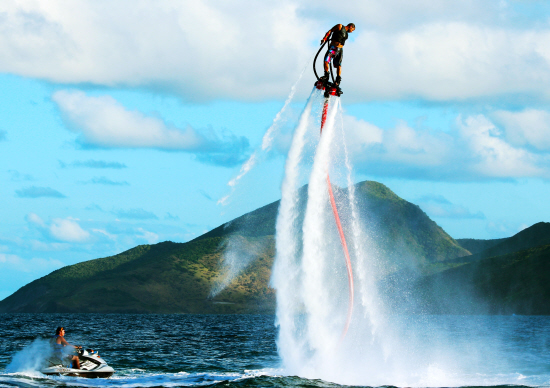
[1,313,550,387]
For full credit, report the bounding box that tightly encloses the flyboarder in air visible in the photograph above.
[319,23,355,86]
[311,24,356,341]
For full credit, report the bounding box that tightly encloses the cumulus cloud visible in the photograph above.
[90,228,116,241]
[344,115,383,151]
[53,90,249,166]
[304,1,499,30]
[0,0,313,101]
[346,113,550,181]
[493,109,550,151]
[342,21,550,102]
[26,213,90,243]
[112,208,158,220]
[49,218,90,242]
[457,115,545,178]
[1,1,550,102]
[16,186,66,198]
[416,194,485,219]
[59,159,127,169]
[136,228,159,244]
[348,117,454,179]
[26,213,46,228]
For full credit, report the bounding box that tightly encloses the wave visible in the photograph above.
[0,369,282,388]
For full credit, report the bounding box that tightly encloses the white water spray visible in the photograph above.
[272,90,320,370]
[272,91,451,386]
[271,89,518,387]
[210,235,266,297]
[273,92,367,380]
[218,62,310,206]
[212,89,317,297]
[5,338,52,375]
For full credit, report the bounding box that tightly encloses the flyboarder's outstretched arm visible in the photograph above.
[320,24,342,45]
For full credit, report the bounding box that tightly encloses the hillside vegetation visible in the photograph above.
[456,238,506,255]
[415,242,550,314]
[450,222,550,264]
[381,222,550,314]
[0,238,275,313]
[2,181,547,314]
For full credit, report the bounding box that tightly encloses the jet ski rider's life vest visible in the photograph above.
[331,26,348,46]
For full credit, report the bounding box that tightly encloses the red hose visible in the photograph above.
[320,98,354,341]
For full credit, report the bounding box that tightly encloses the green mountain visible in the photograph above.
[352,182,469,274]
[0,181,473,314]
[473,222,550,259]
[0,239,276,314]
[450,222,550,263]
[415,243,550,314]
[386,222,550,314]
[455,238,506,255]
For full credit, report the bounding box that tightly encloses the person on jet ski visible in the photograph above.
[319,23,355,86]
[51,326,82,369]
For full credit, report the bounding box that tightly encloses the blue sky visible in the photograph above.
[2,0,550,299]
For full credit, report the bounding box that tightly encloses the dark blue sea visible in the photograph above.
[1,314,550,387]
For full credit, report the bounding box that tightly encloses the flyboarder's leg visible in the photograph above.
[321,60,330,83]
[334,49,343,85]
[322,46,338,83]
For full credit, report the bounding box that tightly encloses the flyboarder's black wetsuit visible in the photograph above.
[323,26,349,68]
[320,23,355,85]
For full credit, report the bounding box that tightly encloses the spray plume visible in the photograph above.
[218,62,309,206]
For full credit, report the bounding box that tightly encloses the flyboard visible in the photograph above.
[313,40,354,341]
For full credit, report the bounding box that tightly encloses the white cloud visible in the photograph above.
[136,228,159,244]
[26,212,45,228]
[0,0,313,101]
[26,213,90,243]
[91,229,116,240]
[53,91,202,149]
[383,120,450,166]
[0,1,550,102]
[493,109,550,151]
[349,117,453,178]
[53,90,249,166]
[49,218,90,242]
[303,0,500,31]
[343,115,383,156]
[457,114,545,178]
[345,23,550,102]
[347,113,550,181]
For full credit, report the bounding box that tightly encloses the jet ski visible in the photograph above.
[41,348,115,378]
